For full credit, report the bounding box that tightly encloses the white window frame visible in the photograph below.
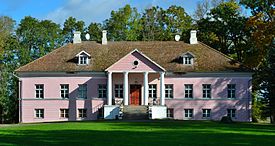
[78,84,87,99]
[60,84,69,99]
[184,109,193,119]
[60,109,69,118]
[202,84,211,99]
[114,84,123,98]
[79,55,88,65]
[227,84,236,99]
[165,84,173,99]
[183,57,192,65]
[35,84,44,99]
[185,84,193,98]
[35,109,44,119]
[227,109,236,118]
[78,109,87,118]
[148,84,157,99]
[202,109,211,118]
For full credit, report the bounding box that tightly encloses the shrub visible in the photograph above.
[221,116,233,123]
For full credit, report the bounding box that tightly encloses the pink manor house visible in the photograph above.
[15,30,252,123]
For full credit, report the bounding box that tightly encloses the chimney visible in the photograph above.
[189,30,198,44]
[73,31,81,44]
[102,30,107,45]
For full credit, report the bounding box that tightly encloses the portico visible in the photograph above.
[106,71,165,106]
[103,49,166,119]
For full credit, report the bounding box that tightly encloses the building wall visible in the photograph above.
[20,76,106,123]
[164,76,252,122]
[20,74,252,123]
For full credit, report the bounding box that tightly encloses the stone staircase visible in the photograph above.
[122,106,149,120]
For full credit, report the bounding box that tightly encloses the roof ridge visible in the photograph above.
[15,43,71,72]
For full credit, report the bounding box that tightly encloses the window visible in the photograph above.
[115,84,123,98]
[60,109,69,118]
[60,84,69,99]
[148,84,157,99]
[202,109,211,118]
[184,57,192,64]
[227,109,236,118]
[180,52,194,65]
[78,109,87,118]
[78,84,87,99]
[98,84,107,98]
[227,84,236,99]
[167,108,174,118]
[35,109,44,118]
[35,84,44,99]
[202,84,211,99]
[184,109,193,118]
[79,55,88,65]
[185,84,193,98]
[76,51,90,65]
[165,84,173,98]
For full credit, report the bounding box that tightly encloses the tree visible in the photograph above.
[16,16,63,65]
[141,6,165,41]
[63,16,85,43]
[104,4,142,41]
[87,22,102,42]
[0,16,15,65]
[193,0,226,20]
[197,1,250,62]
[240,0,275,123]
[0,16,16,123]
[0,36,21,123]
[163,5,193,41]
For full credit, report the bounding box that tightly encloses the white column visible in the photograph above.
[143,72,149,105]
[123,72,129,105]
[160,72,165,106]
[107,72,112,105]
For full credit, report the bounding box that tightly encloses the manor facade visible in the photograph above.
[16,30,252,123]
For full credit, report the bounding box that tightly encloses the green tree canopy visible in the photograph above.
[63,16,85,43]
[16,16,63,65]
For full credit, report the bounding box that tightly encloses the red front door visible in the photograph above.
[130,85,141,105]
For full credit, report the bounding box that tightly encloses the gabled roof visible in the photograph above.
[105,49,165,72]
[75,50,91,57]
[15,41,247,73]
[180,51,195,58]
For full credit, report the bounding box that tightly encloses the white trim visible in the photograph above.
[123,72,129,105]
[181,51,195,58]
[107,72,112,105]
[108,70,158,73]
[105,49,166,72]
[17,72,106,77]
[143,72,149,105]
[166,72,253,77]
[75,50,91,57]
[160,72,165,105]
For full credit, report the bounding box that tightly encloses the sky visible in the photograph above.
[0,0,200,25]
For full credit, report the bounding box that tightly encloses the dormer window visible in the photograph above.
[180,52,195,65]
[75,50,91,65]
[184,57,192,64]
[79,55,88,65]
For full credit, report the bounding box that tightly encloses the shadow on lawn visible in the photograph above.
[0,121,275,146]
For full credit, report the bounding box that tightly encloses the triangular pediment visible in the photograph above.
[105,49,165,72]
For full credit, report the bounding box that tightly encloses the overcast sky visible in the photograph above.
[0,0,201,25]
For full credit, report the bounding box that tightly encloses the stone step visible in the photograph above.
[122,106,149,120]
[123,113,149,120]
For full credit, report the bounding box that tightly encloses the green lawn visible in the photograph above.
[0,120,274,146]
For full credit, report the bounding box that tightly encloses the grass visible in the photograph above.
[0,120,275,146]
